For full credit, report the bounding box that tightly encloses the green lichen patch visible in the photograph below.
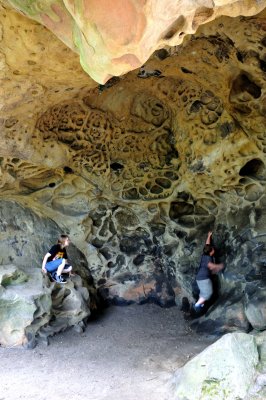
[1,269,28,287]
[200,378,231,400]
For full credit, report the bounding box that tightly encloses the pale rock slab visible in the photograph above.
[0,264,52,347]
[173,332,259,400]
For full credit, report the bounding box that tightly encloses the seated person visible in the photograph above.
[41,234,73,284]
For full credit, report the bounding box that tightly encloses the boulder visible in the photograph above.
[0,265,52,347]
[173,332,258,400]
[191,286,251,335]
[37,274,91,344]
[0,264,91,348]
[252,331,266,373]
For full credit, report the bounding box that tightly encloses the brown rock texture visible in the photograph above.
[2,10,265,204]
[2,0,266,83]
[0,2,266,343]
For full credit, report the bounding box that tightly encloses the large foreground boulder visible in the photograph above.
[173,332,259,400]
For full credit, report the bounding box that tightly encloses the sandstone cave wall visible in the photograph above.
[0,9,266,335]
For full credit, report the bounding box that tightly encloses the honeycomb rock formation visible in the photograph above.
[1,3,266,342]
[3,0,266,83]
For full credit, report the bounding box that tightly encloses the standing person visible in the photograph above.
[193,231,224,312]
[41,234,73,284]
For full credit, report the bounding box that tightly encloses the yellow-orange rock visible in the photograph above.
[3,0,266,83]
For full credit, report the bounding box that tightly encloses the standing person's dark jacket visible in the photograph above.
[196,255,213,280]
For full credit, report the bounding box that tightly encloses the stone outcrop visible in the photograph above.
[0,264,91,348]
[0,2,266,343]
[171,330,266,399]
[245,286,266,331]
[3,0,266,83]
[173,332,259,400]
[38,274,90,345]
[0,200,94,347]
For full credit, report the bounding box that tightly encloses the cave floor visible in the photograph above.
[0,304,216,400]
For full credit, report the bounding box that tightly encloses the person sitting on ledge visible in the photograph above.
[193,231,224,313]
[41,234,73,284]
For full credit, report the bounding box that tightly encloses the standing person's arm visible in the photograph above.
[208,262,224,273]
[206,231,212,245]
[41,253,51,274]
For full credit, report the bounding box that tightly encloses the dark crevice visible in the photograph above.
[236,51,244,63]
[155,49,169,60]
[230,74,261,100]
[259,58,266,73]
[190,100,202,113]
[110,162,124,171]
[181,67,193,74]
[63,166,73,174]
[261,36,266,47]
[239,159,265,179]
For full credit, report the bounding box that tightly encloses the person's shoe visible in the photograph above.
[193,303,204,313]
[52,273,67,284]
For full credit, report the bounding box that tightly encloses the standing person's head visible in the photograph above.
[203,244,215,256]
[58,234,70,248]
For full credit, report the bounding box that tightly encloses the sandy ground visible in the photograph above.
[0,304,216,400]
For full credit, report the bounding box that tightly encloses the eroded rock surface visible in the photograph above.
[0,200,93,347]
[0,4,266,343]
[3,0,266,82]
[0,265,91,348]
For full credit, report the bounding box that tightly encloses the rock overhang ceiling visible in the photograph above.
[3,0,266,83]
[1,0,266,344]
[1,2,266,203]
